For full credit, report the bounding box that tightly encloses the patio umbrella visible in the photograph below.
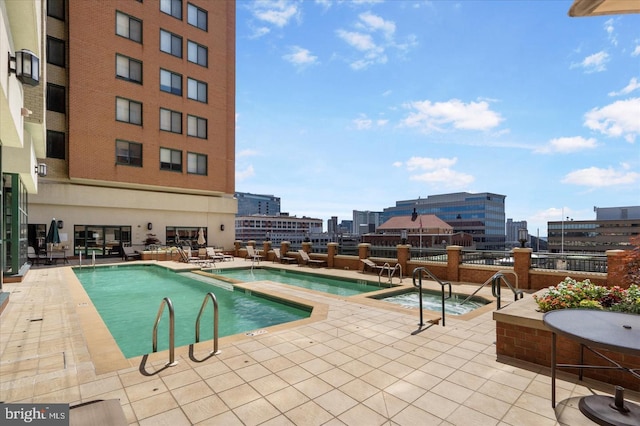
[46,218,60,244]
[197,227,206,247]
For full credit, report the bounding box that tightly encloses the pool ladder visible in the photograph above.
[378,263,402,285]
[152,292,220,367]
[460,271,523,310]
[413,267,451,327]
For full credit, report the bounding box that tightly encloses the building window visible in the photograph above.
[187,78,207,103]
[187,152,207,175]
[116,11,142,43]
[187,40,207,67]
[187,3,207,31]
[47,37,65,68]
[47,0,65,21]
[46,83,66,113]
[116,54,142,84]
[160,69,182,95]
[46,130,65,159]
[160,29,182,58]
[160,108,182,134]
[187,115,207,139]
[116,97,142,125]
[160,148,182,172]
[116,140,142,166]
[160,0,182,20]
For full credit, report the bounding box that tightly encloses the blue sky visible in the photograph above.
[235,0,640,237]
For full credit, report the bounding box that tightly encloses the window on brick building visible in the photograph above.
[116,97,142,125]
[47,84,66,113]
[116,140,142,166]
[187,115,207,139]
[187,152,207,175]
[160,69,182,95]
[160,29,182,58]
[116,11,142,43]
[160,148,182,172]
[47,0,65,21]
[187,40,207,67]
[47,37,65,68]
[46,130,65,159]
[187,3,207,31]
[187,78,207,103]
[160,0,182,20]
[116,54,142,84]
[160,108,182,134]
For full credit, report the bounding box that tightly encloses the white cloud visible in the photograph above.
[398,156,474,188]
[250,0,300,28]
[604,18,617,46]
[584,97,640,142]
[357,11,395,38]
[236,165,256,181]
[401,98,503,132]
[249,26,270,39]
[571,51,610,73]
[534,136,598,154]
[351,114,387,130]
[336,29,377,51]
[562,166,640,187]
[633,45,640,56]
[608,77,640,96]
[282,46,318,68]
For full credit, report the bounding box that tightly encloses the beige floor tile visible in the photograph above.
[275,365,314,385]
[430,380,474,404]
[205,370,244,392]
[125,377,167,402]
[384,380,426,404]
[446,369,487,391]
[285,400,334,426]
[339,378,380,402]
[501,405,559,426]
[170,380,215,405]
[234,362,272,382]
[138,407,191,426]
[413,391,459,420]
[338,402,390,426]
[233,397,280,426]
[314,388,359,416]
[248,373,290,396]
[445,403,499,426]
[194,409,243,425]
[79,375,123,399]
[130,391,178,420]
[161,368,202,390]
[182,393,229,424]
[317,367,356,388]
[363,391,409,418]
[218,383,261,409]
[391,403,443,426]
[265,385,310,412]
[463,392,511,419]
[360,369,399,390]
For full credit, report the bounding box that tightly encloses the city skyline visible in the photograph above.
[235,0,639,237]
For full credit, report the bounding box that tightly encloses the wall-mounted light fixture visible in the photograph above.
[21,107,32,117]
[57,220,63,229]
[220,224,225,231]
[36,163,47,177]
[8,49,40,86]
[147,222,153,231]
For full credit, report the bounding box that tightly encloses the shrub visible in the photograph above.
[534,277,640,314]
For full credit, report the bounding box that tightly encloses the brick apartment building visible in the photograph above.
[28,0,236,257]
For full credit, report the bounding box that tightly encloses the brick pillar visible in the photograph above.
[513,247,532,290]
[248,240,256,248]
[234,240,241,257]
[606,250,626,288]
[302,241,312,253]
[447,245,462,282]
[397,245,410,274]
[281,241,291,258]
[358,243,371,260]
[263,241,272,260]
[328,242,339,268]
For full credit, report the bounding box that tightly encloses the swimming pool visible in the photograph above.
[73,265,310,358]
[205,267,391,296]
[375,289,490,315]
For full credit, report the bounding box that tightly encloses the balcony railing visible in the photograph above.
[530,253,608,273]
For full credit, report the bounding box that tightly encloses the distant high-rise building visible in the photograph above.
[235,192,281,216]
[327,216,338,235]
[352,210,383,235]
[506,219,528,245]
[595,206,640,220]
[383,192,507,250]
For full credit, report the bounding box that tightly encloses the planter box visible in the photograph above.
[493,295,640,391]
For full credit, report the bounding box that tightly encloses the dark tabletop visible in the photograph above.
[543,309,640,355]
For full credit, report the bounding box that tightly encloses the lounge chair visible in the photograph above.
[122,246,141,261]
[177,247,210,267]
[245,246,263,262]
[207,247,234,261]
[273,248,296,264]
[70,399,127,426]
[361,259,395,273]
[205,247,224,262]
[297,250,327,267]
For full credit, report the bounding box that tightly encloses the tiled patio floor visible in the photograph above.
[1,259,636,425]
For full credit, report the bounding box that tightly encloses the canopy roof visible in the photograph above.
[569,0,640,17]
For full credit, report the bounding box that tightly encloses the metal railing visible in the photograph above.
[195,292,221,356]
[152,297,178,367]
[461,250,514,266]
[530,253,608,273]
[377,263,402,285]
[410,248,448,263]
[412,267,451,327]
[461,271,523,310]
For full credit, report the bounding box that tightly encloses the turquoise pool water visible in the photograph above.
[377,290,489,315]
[74,265,310,358]
[207,267,390,296]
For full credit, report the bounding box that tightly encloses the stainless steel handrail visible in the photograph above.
[412,267,451,327]
[152,297,178,367]
[460,270,522,310]
[378,263,403,285]
[195,292,221,356]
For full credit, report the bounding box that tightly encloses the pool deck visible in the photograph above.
[2,257,637,425]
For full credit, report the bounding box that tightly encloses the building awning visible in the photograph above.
[568,0,640,17]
